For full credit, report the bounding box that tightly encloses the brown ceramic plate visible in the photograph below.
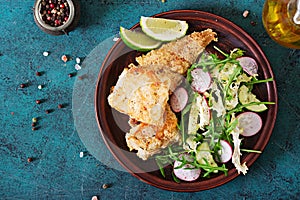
[95,10,277,192]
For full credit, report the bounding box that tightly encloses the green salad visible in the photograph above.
[155,47,274,182]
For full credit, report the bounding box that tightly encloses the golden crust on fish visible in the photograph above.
[108,66,170,126]
[126,104,180,160]
[136,49,191,74]
[136,29,217,74]
[127,82,169,126]
[139,64,183,92]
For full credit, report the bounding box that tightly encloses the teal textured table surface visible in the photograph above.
[0,0,299,199]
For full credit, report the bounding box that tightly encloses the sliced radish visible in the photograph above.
[216,140,233,163]
[191,68,212,93]
[173,154,201,182]
[237,112,263,137]
[170,87,188,112]
[236,56,258,76]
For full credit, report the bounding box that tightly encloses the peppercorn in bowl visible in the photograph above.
[33,0,80,35]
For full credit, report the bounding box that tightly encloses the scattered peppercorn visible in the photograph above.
[45,109,50,114]
[27,157,33,162]
[32,126,38,131]
[68,73,74,77]
[36,71,42,76]
[102,183,110,189]
[32,123,36,127]
[58,104,63,109]
[36,100,41,104]
[250,21,257,26]
[20,84,26,88]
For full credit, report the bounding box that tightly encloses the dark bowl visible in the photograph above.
[95,10,278,192]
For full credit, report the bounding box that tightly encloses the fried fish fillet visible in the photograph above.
[108,66,170,126]
[137,64,183,92]
[136,29,217,74]
[108,29,217,160]
[126,104,180,160]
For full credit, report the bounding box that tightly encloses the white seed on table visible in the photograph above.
[243,10,249,18]
[75,64,81,71]
[91,196,98,200]
[43,51,49,56]
[79,151,84,158]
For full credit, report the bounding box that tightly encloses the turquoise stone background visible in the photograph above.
[0,0,299,199]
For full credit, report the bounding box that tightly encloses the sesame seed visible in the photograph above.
[43,51,49,57]
[75,64,81,70]
[79,151,84,158]
[243,10,249,18]
[102,183,110,189]
[38,85,43,90]
[76,57,81,64]
[91,196,98,200]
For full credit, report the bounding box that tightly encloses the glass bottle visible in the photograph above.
[262,0,300,49]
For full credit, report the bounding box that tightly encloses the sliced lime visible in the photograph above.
[119,26,162,52]
[140,16,188,41]
[238,85,267,112]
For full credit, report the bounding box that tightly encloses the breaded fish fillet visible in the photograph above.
[136,29,217,74]
[137,64,183,92]
[126,104,180,160]
[108,66,170,126]
[108,29,217,160]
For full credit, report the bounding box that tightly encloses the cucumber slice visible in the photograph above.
[238,85,267,112]
[196,142,218,173]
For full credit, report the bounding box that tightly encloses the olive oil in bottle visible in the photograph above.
[262,0,300,49]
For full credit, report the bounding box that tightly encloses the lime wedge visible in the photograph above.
[238,85,267,112]
[140,16,188,41]
[119,26,162,52]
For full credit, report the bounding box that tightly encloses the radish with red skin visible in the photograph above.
[173,154,201,181]
[237,111,263,137]
[170,87,188,112]
[191,68,212,93]
[216,140,233,163]
[237,56,258,76]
